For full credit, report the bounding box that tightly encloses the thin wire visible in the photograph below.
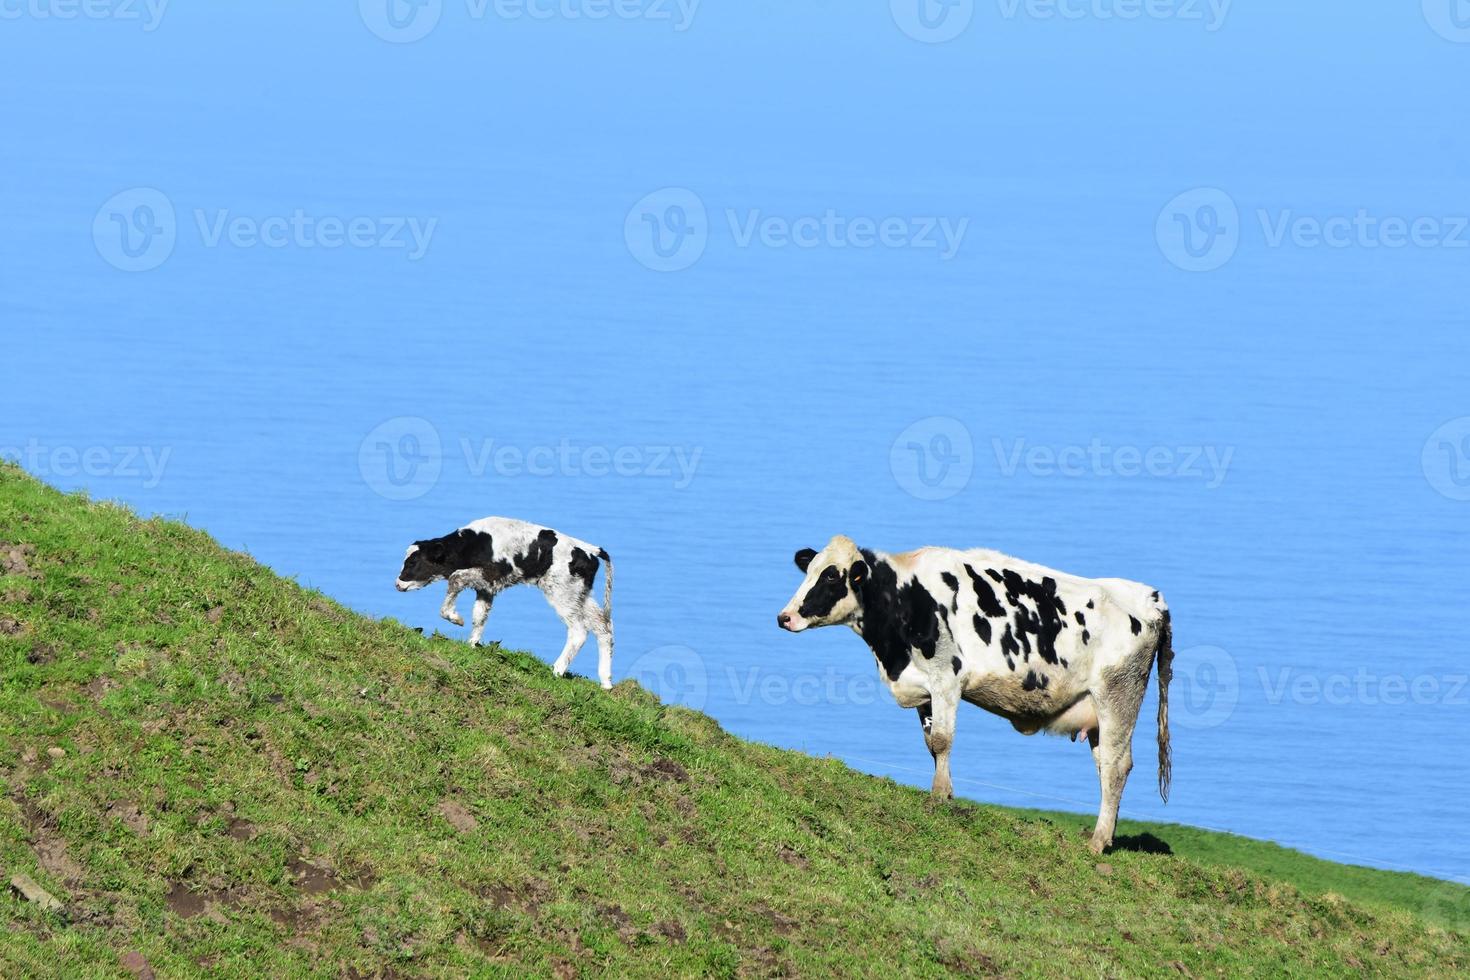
[841,752,1470,884]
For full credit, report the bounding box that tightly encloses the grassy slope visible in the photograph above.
[1,464,1466,978]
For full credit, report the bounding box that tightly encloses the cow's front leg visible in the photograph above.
[467,589,495,646]
[439,572,472,627]
[919,689,959,800]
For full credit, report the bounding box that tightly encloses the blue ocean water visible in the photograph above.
[3,3,1468,885]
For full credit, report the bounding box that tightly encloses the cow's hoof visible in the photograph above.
[443,613,464,627]
[599,680,613,691]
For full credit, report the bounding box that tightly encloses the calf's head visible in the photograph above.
[778,534,868,632]
[395,537,455,592]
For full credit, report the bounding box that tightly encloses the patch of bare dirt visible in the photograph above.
[776,846,809,870]
[164,883,209,919]
[119,950,156,979]
[646,758,690,783]
[226,817,256,841]
[106,801,150,836]
[85,676,119,701]
[436,800,479,833]
[0,616,24,635]
[2,543,37,577]
[287,857,338,896]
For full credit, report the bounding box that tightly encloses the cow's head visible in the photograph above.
[395,537,454,592]
[777,534,868,632]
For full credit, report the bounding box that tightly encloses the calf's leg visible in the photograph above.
[468,590,495,647]
[585,599,614,691]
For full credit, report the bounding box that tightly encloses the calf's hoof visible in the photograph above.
[443,612,464,627]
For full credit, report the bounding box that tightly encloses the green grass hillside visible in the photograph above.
[2,464,1467,978]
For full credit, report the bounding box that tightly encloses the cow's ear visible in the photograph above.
[425,541,446,563]
[849,560,868,586]
[794,548,817,573]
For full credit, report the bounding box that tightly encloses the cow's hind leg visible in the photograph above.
[1088,660,1151,855]
[585,598,613,691]
[468,590,494,647]
[548,588,590,680]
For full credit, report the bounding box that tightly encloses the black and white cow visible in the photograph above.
[778,535,1172,855]
[396,517,615,689]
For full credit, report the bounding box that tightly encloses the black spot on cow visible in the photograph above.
[900,580,942,659]
[994,570,1067,666]
[513,528,559,579]
[1130,616,1143,636]
[940,571,960,612]
[1082,630,1091,645]
[799,565,848,619]
[852,552,936,681]
[1151,590,1160,602]
[1022,670,1049,692]
[1075,611,1086,626]
[985,568,1004,585]
[1086,599,1095,609]
[951,656,963,675]
[999,624,1020,670]
[972,614,992,645]
[965,566,1006,618]
[567,547,599,592]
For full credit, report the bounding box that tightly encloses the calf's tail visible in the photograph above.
[1155,607,1174,803]
[598,548,614,624]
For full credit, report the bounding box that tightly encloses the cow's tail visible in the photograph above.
[1155,605,1174,803]
[597,548,614,625]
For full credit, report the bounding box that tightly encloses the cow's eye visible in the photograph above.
[821,567,840,582]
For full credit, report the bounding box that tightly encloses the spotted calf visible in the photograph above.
[396,517,615,689]
[778,535,1172,855]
